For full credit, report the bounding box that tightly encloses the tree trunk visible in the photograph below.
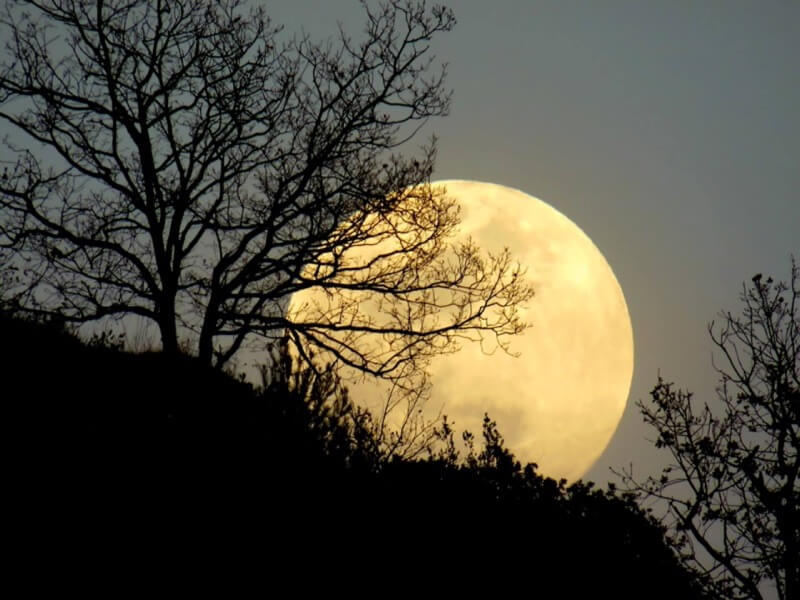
[785,533,799,600]
[197,303,217,366]
[158,289,180,356]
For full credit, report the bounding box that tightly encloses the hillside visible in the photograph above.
[2,313,708,597]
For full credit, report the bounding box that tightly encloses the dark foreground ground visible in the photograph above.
[2,313,710,597]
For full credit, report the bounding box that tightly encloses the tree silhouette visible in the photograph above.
[0,0,532,388]
[617,260,799,600]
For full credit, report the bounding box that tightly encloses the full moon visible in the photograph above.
[290,180,634,482]
[423,181,633,481]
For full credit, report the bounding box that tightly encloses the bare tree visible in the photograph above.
[0,1,532,386]
[617,260,800,600]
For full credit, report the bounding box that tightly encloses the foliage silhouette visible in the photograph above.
[0,0,532,397]
[617,260,800,600]
[4,311,709,597]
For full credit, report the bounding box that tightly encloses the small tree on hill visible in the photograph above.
[618,260,799,600]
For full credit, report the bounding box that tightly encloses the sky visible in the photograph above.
[1,1,796,489]
[261,0,800,486]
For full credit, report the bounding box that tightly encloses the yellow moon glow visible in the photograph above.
[291,180,634,482]
[423,181,633,480]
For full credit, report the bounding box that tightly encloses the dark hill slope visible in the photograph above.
[1,314,709,598]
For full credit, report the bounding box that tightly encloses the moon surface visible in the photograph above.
[291,180,634,482]
[423,181,633,481]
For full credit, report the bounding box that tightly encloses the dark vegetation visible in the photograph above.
[3,311,708,597]
[619,261,799,600]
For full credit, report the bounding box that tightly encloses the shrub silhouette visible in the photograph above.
[3,312,707,597]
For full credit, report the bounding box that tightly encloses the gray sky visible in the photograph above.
[262,0,800,485]
[1,1,796,489]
